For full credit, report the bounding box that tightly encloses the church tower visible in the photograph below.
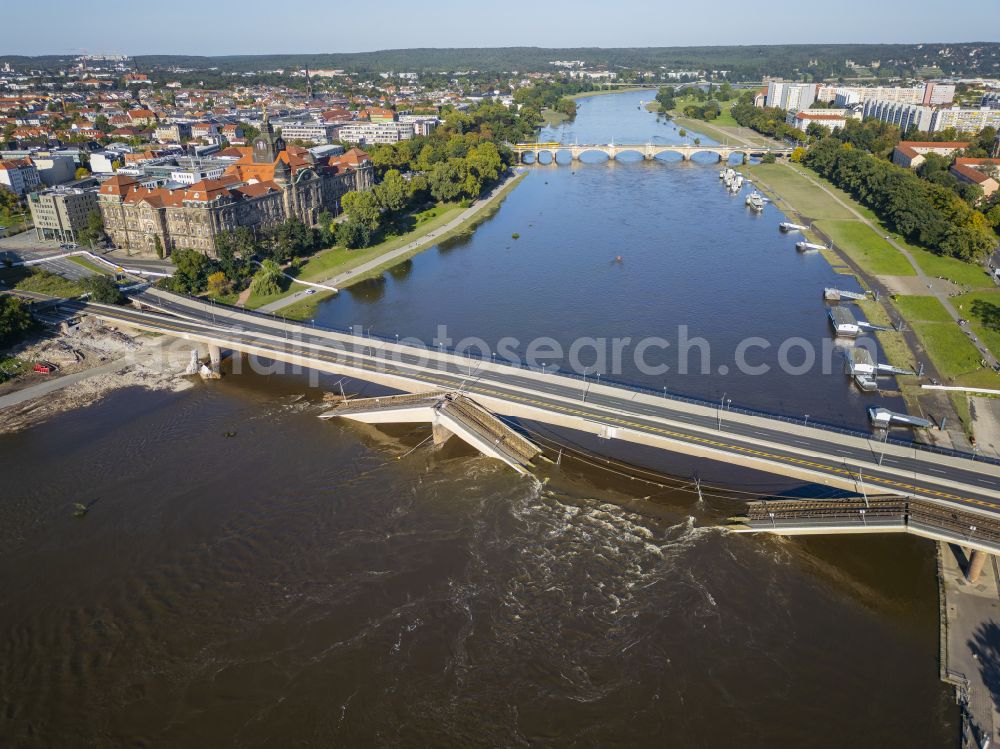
[305,67,314,100]
[252,105,285,164]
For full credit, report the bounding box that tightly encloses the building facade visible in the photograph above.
[930,107,1000,134]
[28,186,99,243]
[98,111,373,257]
[950,158,1000,201]
[786,109,854,131]
[818,83,955,106]
[864,101,1000,135]
[275,121,341,145]
[0,157,42,196]
[862,100,935,132]
[337,121,415,145]
[892,141,970,169]
[765,81,816,111]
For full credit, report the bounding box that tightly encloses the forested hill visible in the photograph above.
[5,44,999,80]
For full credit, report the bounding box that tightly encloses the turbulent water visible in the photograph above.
[0,91,956,747]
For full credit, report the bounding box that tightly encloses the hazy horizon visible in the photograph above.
[7,0,999,57]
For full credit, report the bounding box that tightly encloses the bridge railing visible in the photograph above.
[135,288,1000,469]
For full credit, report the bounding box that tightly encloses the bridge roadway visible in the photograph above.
[46,288,1000,518]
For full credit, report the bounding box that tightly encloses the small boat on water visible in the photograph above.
[779,222,807,233]
[796,241,827,252]
[745,191,765,211]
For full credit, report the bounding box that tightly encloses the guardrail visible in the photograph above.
[133,287,1000,468]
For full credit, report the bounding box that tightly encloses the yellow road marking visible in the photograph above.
[94,307,1000,510]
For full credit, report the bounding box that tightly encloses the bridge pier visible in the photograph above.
[432,421,454,446]
[966,549,990,583]
[208,343,221,372]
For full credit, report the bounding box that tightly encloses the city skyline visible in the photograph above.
[6,0,1000,57]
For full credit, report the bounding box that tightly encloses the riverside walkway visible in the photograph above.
[29,286,1000,553]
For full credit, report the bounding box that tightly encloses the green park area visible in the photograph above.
[748,163,853,220]
[813,220,916,277]
[750,161,1000,391]
[0,267,83,297]
[240,202,465,310]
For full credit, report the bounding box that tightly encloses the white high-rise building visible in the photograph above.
[765,81,817,111]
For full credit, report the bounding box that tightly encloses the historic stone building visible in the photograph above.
[98,110,373,257]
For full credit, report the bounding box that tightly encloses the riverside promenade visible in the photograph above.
[260,170,525,313]
[939,543,1000,747]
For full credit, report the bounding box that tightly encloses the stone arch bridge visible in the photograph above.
[512,143,793,164]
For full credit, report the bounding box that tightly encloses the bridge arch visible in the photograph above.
[610,148,647,162]
[687,149,726,164]
[574,148,612,163]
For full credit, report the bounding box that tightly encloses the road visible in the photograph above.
[0,248,99,282]
[49,288,1000,518]
[259,171,525,313]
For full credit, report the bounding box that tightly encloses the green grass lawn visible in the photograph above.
[814,220,915,276]
[243,202,466,310]
[1,267,84,297]
[954,290,1000,364]
[747,164,855,221]
[907,247,993,289]
[68,256,110,275]
[909,320,984,380]
[540,108,570,126]
[892,295,954,323]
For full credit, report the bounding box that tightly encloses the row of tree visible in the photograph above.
[731,93,806,142]
[804,137,996,261]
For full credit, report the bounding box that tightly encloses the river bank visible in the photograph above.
[740,159,1000,448]
[0,319,193,434]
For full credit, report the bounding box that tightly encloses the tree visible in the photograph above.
[341,190,381,231]
[81,275,124,304]
[466,142,502,186]
[316,210,336,247]
[428,159,466,202]
[250,259,283,296]
[154,235,164,259]
[0,296,33,347]
[263,218,313,263]
[168,248,213,293]
[206,271,232,297]
[374,169,408,213]
[77,210,105,246]
[0,186,20,214]
[336,218,371,249]
[74,166,89,180]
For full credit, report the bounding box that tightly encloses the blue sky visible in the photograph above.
[8,0,999,56]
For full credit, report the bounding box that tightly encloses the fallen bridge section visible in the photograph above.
[729,496,1000,556]
[320,391,541,473]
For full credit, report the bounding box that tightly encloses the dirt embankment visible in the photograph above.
[0,319,193,435]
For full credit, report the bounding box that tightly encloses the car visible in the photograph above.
[305,288,316,295]
[959,319,969,326]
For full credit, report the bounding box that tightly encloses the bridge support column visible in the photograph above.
[966,549,990,583]
[208,344,221,372]
[184,349,200,375]
[742,153,749,165]
[432,422,454,446]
